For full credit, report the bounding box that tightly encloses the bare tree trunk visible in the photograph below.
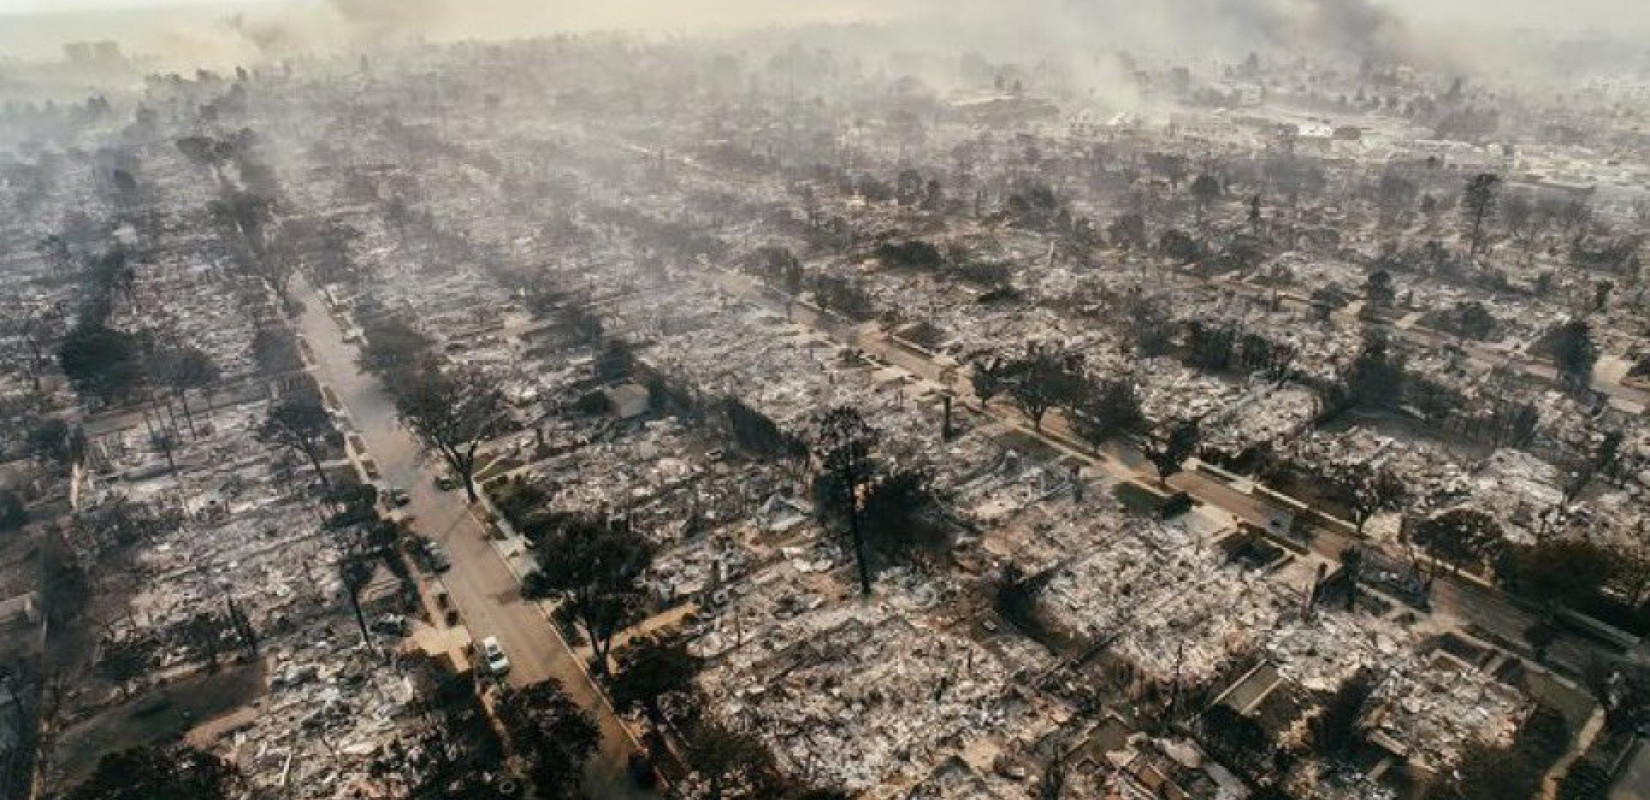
[151,403,178,473]
[300,441,331,488]
[459,443,482,503]
[584,618,612,678]
[846,479,872,597]
[178,390,197,438]
[347,588,372,648]
[462,468,479,503]
[195,616,221,669]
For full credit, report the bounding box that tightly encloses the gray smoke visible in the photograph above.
[1040,0,1420,65]
[1220,0,1409,59]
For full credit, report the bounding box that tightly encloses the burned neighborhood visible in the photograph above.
[3,1,1650,799]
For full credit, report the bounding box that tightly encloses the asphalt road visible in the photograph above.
[293,282,652,799]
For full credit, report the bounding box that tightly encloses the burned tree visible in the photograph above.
[0,491,25,534]
[1108,213,1148,251]
[1363,269,1395,313]
[1548,318,1598,394]
[59,322,146,407]
[1189,173,1222,223]
[1503,538,1618,612]
[68,745,243,800]
[1310,669,1378,761]
[496,681,600,798]
[391,364,508,503]
[26,418,84,477]
[154,344,219,438]
[683,719,782,800]
[1411,508,1502,577]
[1326,464,1407,533]
[993,349,1086,433]
[340,553,376,648]
[1341,329,1406,413]
[813,406,880,596]
[1501,191,1546,262]
[970,356,1009,404]
[1145,420,1200,486]
[259,393,337,488]
[250,326,303,377]
[611,633,702,724]
[1461,173,1501,256]
[1376,172,1417,228]
[210,189,294,302]
[94,637,150,699]
[1186,319,1238,372]
[1069,377,1146,449]
[529,515,654,677]
[859,468,950,568]
[359,315,435,377]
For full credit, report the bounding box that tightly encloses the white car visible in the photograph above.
[479,636,510,676]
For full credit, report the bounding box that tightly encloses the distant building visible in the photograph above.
[63,42,93,65]
[946,94,1060,125]
[92,41,122,64]
[63,41,124,68]
[1406,139,1509,172]
[1210,81,1265,107]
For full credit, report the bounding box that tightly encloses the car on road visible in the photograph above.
[479,636,510,676]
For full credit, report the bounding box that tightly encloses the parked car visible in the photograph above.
[419,540,451,572]
[479,636,510,676]
[435,475,458,491]
[386,487,411,507]
[431,584,460,626]
[371,614,409,636]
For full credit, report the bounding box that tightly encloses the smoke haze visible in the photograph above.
[0,0,1645,86]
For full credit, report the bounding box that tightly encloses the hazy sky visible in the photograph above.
[0,0,246,12]
[1387,0,1646,31]
[0,0,1645,67]
[0,0,1642,28]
